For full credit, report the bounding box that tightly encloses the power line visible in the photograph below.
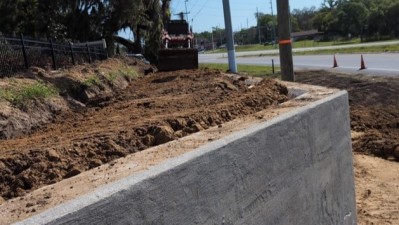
[189,0,200,12]
[192,0,211,20]
[175,0,181,9]
[184,0,190,21]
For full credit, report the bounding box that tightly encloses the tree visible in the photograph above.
[291,7,317,31]
[336,1,369,41]
[0,0,164,61]
[257,13,277,42]
[322,0,343,9]
[386,2,399,37]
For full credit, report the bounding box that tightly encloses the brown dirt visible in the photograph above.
[354,153,399,225]
[0,63,288,201]
[2,62,398,225]
[296,71,399,161]
[296,70,399,225]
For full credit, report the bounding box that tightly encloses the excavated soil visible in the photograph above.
[2,64,398,224]
[296,70,399,225]
[296,71,399,161]
[0,66,288,201]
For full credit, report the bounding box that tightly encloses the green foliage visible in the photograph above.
[314,0,399,39]
[292,7,318,31]
[119,67,139,79]
[106,67,139,82]
[0,0,164,62]
[83,76,101,87]
[0,81,57,106]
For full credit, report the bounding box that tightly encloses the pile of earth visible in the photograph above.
[0,60,288,201]
[296,70,399,161]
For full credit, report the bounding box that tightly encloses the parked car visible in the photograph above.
[126,53,150,64]
[263,41,276,46]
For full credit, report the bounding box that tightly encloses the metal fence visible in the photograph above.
[0,34,108,77]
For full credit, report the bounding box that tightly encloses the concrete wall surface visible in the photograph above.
[19,91,357,225]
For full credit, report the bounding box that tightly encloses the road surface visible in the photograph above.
[199,53,399,77]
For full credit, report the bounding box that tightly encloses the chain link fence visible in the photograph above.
[0,34,108,77]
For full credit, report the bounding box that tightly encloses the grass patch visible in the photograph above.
[293,44,399,55]
[208,38,399,55]
[118,67,139,79]
[83,76,101,87]
[0,81,57,106]
[240,43,399,57]
[200,63,280,78]
[105,67,139,83]
[207,39,364,54]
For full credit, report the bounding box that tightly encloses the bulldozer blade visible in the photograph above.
[158,49,198,71]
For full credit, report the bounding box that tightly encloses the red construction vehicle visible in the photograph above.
[157,20,198,71]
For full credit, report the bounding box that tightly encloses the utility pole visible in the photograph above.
[184,0,190,21]
[211,29,214,51]
[219,27,222,46]
[222,0,237,73]
[270,0,276,46]
[257,7,261,44]
[277,0,294,81]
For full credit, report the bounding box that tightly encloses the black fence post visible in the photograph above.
[49,39,57,70]
[86,43,92,63]
[20,34,29,69]
[272,59,275,74]
[69,42,75,65]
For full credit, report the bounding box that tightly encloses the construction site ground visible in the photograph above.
[0,58,398,225]
[296,70,399,225]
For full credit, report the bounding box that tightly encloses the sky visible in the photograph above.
[171,0,324,33]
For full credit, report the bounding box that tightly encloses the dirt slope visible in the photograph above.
[0,67,288,200]
[296,70,399,225]
[296,71,399,161]
[1,65,398,225]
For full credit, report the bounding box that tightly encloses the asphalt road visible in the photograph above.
[199,53,399,77]
[199,41,399,76]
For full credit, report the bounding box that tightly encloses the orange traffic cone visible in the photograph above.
[333,54,338,68]
[360,54,367,70]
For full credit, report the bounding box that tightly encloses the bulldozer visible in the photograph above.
[157,19,198,71]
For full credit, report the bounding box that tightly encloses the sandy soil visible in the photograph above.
[0,64,288,201]
[354,153,399,225]
[0,81,335,225]
[296,71,399,160]
[296,71,399,225]
[0,61,398,224]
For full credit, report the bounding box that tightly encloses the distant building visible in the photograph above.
[291,30,324,41]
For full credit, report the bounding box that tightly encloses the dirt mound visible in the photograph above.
[296,71,399,161]
[0,67,288,200]
[0,57,153,140]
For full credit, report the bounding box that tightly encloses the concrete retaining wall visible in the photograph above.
[19,91,357,225]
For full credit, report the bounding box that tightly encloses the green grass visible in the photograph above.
[210,38,399,56]
[292,44,399,55]
[83,75,101,87]
[208,39,363,53]
[0,81,57,106]
[105,67,139,83]
[200,63,280,78]
[118,67,139,79]
[293,38,361,48]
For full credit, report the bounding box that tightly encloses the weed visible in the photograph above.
[83,76,101,87]
[0,81,57,106]
[120,67,139,79]
[106,71,119,82]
